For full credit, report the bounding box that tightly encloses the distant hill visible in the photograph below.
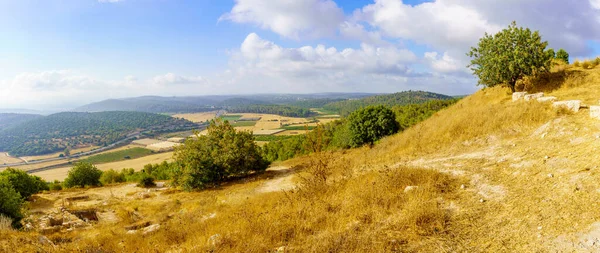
[0,111,195,157]
[74,93,377,114]
[0,113,43,132]
[322,91,455,116]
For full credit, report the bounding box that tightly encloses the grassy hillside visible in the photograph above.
[323,90,454,116]
[0,111,194,157]
[8,63,600,251]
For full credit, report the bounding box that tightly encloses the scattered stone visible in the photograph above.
[544,156,550,159]
[276,246,287,252]
[124,221,151,231]
[538,226,543,230]
[541,133,548,139]
[537,96,558,103]
[135,192,151,199]
[38,235,55,247]
[591,106,600,119]
[47,217,63,227]
[208,234,222,247]
[142,224,160,235]
[403,186,418,193]
[479,199,486,203]
[40,226,60,234]
[553,100,582,113]
[524,92,544,101]
[460,184,466,189]
[548,174,554,178]
[126,230,137,235]
[512,92,528,101]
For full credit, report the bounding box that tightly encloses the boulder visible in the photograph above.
[142,224,160,235]
[403,186,418,193]
[591,106,600,119]
[208,234,222,247]
[512,92,528,101]
[537,96,557,103]
[553,100,582,112]
[524,92,544,101]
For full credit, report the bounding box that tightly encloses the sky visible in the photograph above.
[2,0,600,111]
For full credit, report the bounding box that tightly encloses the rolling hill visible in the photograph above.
[0,113,42,132]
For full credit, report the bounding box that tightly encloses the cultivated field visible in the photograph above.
[0,152,22,164]
[173,111,219,123]
[21,146,98,162]
[32,151,175,181]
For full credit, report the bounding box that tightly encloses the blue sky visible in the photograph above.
[1,0,600,110]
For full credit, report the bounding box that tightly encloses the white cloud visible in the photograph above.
[151,73,206,86]
[98,0,123,3]
[424,52,465,74]
[220,0,344,39]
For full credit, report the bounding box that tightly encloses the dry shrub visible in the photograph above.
[582,61,591,69]
[573,60,581,67]
[0,215,13,231]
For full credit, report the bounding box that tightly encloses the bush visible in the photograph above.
[556,48,569,64]
[347,105,400,147]
[100,169,125,185]
[573,60,581,67]
[137,174,156,188]
[48,180,63,191]
[0,168,48,199]
[0,177,23,228]
[63,162,102,188]
[582,61,591,69]
[172,119,269,190]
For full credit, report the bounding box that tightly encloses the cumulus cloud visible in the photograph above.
[151,73,206,86]
[424,52,466,74]
[220,0,344,39]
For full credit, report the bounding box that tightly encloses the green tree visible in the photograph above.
[0,177,23,228]
[347,105,399,147]
[64,147,70,157]
[468,21,554,92]
[556,49,570,64]
[172,119,269,190]
[99,169,125,185]
[0,168,48,199]
[63,162,102,188]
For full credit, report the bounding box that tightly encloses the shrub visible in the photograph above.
[347,105,400,147]
[0,177,23,228]
[137,174,156,188]
[48,180,63,191]
[582,61,591,69]
[573,60,581,67]
[0,168,48,199]
[100,169,125,185]
[0,214,13,231]
[63,162,102,188]
[556,48,569,64]
[172,119,269,190]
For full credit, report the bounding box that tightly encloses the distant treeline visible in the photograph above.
[322,91,454,116]
[0,113,42,132]
[261,99,458,162]
[0,111,194,157]
[226,105,315,117]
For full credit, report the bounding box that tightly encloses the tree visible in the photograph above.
[347,105,399,147]
[64,148,70,157]
[468,21,554,92]
[0,168,48,199]
[99,169,125,185]
[63,162,102,188]
[172,119,269,190]
[0,177,23,228]
[556,49,570,64]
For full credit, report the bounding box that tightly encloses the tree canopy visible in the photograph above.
[64,162,103,188]
[556,49,570,64]
[468,21,554,92]
[0,168,48,199]
[347,105,400,147]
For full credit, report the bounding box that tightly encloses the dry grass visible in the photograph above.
[0,153,22,164]
[173,111,219,123]
[21,145,98,162]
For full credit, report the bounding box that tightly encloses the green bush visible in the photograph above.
[63,162,102,188]
[100,169,126,185]
[0,168,48,199]
[0,177,23,228]
[347,105,399,147]
[137,174,156,188]
[48,180,63,191]
[556,49,569,64]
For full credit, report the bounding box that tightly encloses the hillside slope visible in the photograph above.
[0,113,42,131]
[5,65,600,252]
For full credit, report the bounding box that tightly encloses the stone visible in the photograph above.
[591,106,600,119]
[126,230,137,235]
[142,224,160,235]
[537,96,558,103]
[47,217,63,227]
[512,92,528,101]
[38,235,55,247]
[524,92,544,101]
[548,174,554,178]
[460,184,466,189]
[553,100,582,113]
[276,246,287,252]
[208,234,222,247]
[479,199,486,203]
[403,186,418,193]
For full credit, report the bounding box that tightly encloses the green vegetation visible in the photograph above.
[226,104,314,117]
[0,111,195,157]
[253,135,296,142]
[220,115,243,121]
[99,169,126,185]
[136,174,156,188]
[393,99,459,130]
[0,168,48,199]
[0,113,42,132]
[468,21,554,92]
[63,162,102,188]
[0,178,23,228]
[347,106,400,147]
[291,98,344,108]
[230,121,257,127]
[83,147,154,164]
[556,49,569,64]
[281,125,316,131]
[323,91,453,116]
[172,119,269,190]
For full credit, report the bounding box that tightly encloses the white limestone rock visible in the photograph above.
[512,92,528,101]
[552,100,582,112]
[524,92,544,101]
[591,106,600,119]
[537,96,558,103]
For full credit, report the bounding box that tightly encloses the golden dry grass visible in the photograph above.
[21,145,98,162]
[173,111,219,123]
[0,153,22,164]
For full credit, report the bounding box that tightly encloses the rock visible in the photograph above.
[40,226,61,234]
[544,156,550,159]
[512,92,528,101]
[142,224,160,235]
[548,173,554,178]
[524,92,544,101]
[479,199,486,203]
[460,184,466,189]
[126,230,137,235]
[403,186,418,193]
[276,246,287,252]
[124,221,151,231]
[591,106,600,119]
[135,192,151,199]
[47,217,63,227]
[553,100,582,113]
[38,235,55,247]
[537,96,557,103]
[208,234,222,247]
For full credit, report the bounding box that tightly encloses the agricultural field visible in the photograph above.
[32,151,175,181]
[172,111,219,123]
[82,147,154,164]
[21,145,98,162]
[0,152,23,164]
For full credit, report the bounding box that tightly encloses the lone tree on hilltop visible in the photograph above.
[63,162,102,188]
[347,105,399,148]
[556,49,570,64]
[468,21,554,92]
